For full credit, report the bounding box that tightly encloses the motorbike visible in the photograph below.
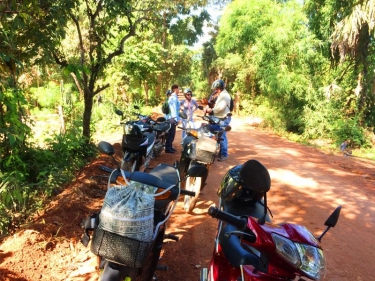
[82,141,207,281]
[115,106,171,172]
[200,159,341,281]
[178,106,232,213]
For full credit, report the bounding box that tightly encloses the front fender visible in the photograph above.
[182,136,196,153]
[187,162,209,179]
[123,150,139,162]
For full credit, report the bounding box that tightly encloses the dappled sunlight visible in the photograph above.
[270,169,318,190]
[267,164,372,230]
[281,148,302,157]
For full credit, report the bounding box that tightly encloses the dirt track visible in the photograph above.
[0,116,374,281]
[156,117,375,281]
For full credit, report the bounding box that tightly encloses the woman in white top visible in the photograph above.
[180,88,198,141]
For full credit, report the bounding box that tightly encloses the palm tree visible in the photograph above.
[331,0,374,61]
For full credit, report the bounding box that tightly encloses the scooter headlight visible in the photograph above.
[125,124,133,134]
[272,233,325,280]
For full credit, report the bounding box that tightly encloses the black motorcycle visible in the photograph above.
[115,106,171,172]
[82,141,207,281]
[178,107,232,213]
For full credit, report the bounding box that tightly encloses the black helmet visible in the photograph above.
[166,89,171,95]
[184,88,192,96]
[211,79,225,90]
[218,160,270,204]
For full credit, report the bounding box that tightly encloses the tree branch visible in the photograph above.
[93,83,110,96]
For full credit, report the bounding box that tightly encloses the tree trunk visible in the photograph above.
[144,81,149,105]
[58,105,66,134]
[70,72,83,99]
[82,89,93,143]
[234,91,241,115]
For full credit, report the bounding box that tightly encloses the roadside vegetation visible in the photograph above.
[1,0,374,236]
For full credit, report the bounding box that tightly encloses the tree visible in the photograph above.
[1,0,68,171]
[306,0,375,128]
[214,0,327,133]
[330,0,374,60]
[51,0,211,142]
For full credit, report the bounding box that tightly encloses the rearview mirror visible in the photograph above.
[115,109,123,116]
[98,141,115,156]
[198,105,204,110]
[179,111,188,120]
[324,205,341,227]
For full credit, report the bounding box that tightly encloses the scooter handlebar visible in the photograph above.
[208,206,248,231]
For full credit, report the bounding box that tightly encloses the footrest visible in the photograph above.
[156,265,168,271]
[164,233,179,242]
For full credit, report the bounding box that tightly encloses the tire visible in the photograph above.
[161,135,166,149]
[183,163,204,213]
[121,158,138,172]
[121,153,145,172]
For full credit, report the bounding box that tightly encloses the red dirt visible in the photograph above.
[1,115,374,281]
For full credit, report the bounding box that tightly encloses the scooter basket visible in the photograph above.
[195,136,217,163]
[196,148,216,163]
[122,135,147,151]
[91,227,153,268]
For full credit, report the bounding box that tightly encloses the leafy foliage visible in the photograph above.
[331,117,372,148]
[0,127,96,236]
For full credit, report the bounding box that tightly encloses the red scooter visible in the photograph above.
[200,159,341,281]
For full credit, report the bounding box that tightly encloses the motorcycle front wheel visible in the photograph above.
[184,163,206,213]
[121,153,144,172]
[121,158,138,172]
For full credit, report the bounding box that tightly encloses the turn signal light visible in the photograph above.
[154,188,171,200]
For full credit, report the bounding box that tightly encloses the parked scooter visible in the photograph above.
[178,106,231,213]
[115,106,171,172]
[201,159,341,281]
[82,141,207,281]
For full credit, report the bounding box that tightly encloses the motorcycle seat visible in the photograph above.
[143,131,156,146]
[153,122,171,133]
[219,223,260,268]
[128,164,177,190]
[148,163,179,187]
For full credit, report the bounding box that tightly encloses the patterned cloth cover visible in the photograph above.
[98,182,157,242]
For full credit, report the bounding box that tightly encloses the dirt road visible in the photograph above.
[0,116,374,281]
[156,117,375,281]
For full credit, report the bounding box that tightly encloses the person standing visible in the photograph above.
[165,84,180,153]
[204,79,231,161]
[163,89,172,119]
[180,88,198,141]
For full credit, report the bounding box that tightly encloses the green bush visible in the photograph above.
[29,82,62,109]
[0,126,97,236]
[331,117,372,148]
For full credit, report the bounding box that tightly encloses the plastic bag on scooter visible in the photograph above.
[90,171,158,267]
